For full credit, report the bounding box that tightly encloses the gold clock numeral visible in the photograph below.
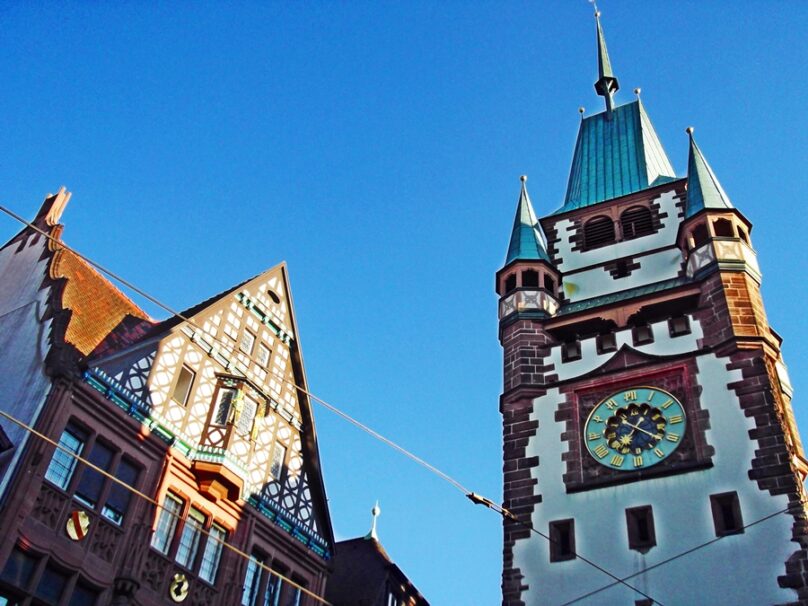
[654,447,665,458]
[647,390,655,401]
[610,454,624,466]
[669,415,683,424]
[653,434,663,441]
[666,433,680,442]
[588,432,601,441]
[593,415,604,423]
[594,444,609,459]
[605,399,618,410]
[624,391,637,401]
[661,399,673,409]
[633,455,643,467]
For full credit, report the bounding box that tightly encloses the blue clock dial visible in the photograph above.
[584,387,686,471]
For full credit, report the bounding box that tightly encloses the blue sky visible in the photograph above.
[1,2,806,604]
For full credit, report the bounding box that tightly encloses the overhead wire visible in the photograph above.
[559,504,795,605]
[0,409,330,605]
[0,203,664,603]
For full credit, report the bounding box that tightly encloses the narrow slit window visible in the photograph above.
[669,316,691,337]
[241,554,263,606]
[710,492,744,536]
[213,388,237,426]
[199,525,226,584]
[626,506,656,552]
[549,519,575,562]
[596,333,617,354]
[257,344,271,368]
[632,323,654,345]
[171,366,195,406]
[561,340,581,363]
[270,444,287,480]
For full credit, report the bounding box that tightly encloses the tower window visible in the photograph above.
[621,206,654,240]
[713,218,734,238]
[669,316,691,337]
[543,274,556,294]
[692,223,709,247]
[596,333,617,354]
[549,519,576,562]
[626,506,656,552]
[561,340,582,362]
[522,270,539,287]
[738,227,750,245]
[171,366,195,406]
[632,323,654,346]
[504,274,517,294]
[710,492,744,536]
[583,216,616,250]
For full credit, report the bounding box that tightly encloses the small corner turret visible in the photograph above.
[678,127,760,284]
[496,176,560,324]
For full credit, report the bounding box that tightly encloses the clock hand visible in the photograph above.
[621,418,660,439]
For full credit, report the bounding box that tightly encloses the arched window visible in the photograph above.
[692,223,709,247]
[713,218,734,238]
[621,206,654,240]
[583,216,616,250]
[522,270,539,287]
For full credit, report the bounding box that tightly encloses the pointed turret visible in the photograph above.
[685,127,733,218]
[593,10,620,113]
[497,177,560,319]
[505,176,551,265]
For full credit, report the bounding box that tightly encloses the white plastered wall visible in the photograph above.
[512,317,796,605]
[0,236,54,498]
[554,191,685,302]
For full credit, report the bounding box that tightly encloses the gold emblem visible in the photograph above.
[65,510,90,541]
[169,573,189,603]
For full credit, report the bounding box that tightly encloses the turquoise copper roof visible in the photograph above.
[505,177,551,265]
[685,128,733,218]
[557,100,677,214]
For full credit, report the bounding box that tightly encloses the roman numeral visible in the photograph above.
[633,455,643,467]
[594,444,609,458]
[593,415,604,423]
[654,447,665,458]
[647,390,655,401]
[666,433,680,442]
[669,415,683,424]
[605,399,618,410]
[588,432,601,441]
[624,391,637,401]
[610,454,624,466]
[661,399,673,409]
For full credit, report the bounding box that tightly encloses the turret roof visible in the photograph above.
[505,177,551,265]
[685,128,733,218]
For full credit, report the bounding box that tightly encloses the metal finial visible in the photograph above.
[365,501,381,540]
[589,0,600,17]
[520,175,527,183]
[686,126,695,136]
[634,87,641,98]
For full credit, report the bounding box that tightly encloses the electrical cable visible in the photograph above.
[558,504,795,606]
[0,409,330,605]
[0,203,661,604]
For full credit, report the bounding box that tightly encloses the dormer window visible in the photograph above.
[620,206,654,240]
[583,216,616,250]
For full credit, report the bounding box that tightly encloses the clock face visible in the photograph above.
[584,386,686,471]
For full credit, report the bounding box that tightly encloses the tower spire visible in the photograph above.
[685,127,733,218]
[364,501,381,541]
[593,8,620,113]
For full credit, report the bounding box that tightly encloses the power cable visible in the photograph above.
[559,504,795,606]
[0,409,330,605]
[0,203,661,604]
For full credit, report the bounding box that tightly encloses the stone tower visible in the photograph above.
[497,12,808,606]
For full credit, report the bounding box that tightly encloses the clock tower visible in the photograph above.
[497,12,808,606]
